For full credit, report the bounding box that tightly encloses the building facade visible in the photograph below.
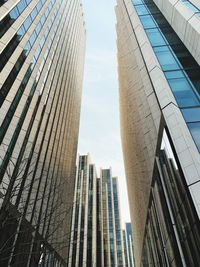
[123,223,135,267]
[0,0,85,266]
[69,155,125,266]
[116,0,200,266]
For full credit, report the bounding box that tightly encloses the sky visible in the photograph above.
[78,0,131,224]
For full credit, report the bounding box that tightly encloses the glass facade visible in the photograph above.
[132,0,200,152]
[116,0,200,266]
[69,158,126,267]
[0,0,86,265]
[69,156,97,267]
[112,177,124,267]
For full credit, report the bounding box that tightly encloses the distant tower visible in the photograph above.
[69,155,125,266]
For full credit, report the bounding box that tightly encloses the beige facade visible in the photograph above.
[116,0,200,266]
[0,0,85,265]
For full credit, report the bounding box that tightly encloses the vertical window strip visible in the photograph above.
[132,0,200,152]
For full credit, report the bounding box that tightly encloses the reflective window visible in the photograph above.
[17,0,27,13]
[31,7,37,20]
[140,15,156,29]
[182,108,200,122]
[135,5,149,15]
[146,28,166,46]
[23,16,32,31]
[154,46,180,71]
[188,122,200,151]
[168,76,199,107]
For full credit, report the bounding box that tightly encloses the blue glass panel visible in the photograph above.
[188,122,200,151]
[17,0,27,13]
[182,1,199,13]
[29,31,37,47]
[23,16,32,31]
[154,46,180,71]
[135,5,149,15]
[168,77,200,107]
[140,15,156,29]
[35,22,42,35]
[10,8,20,19]
[132,0,144,4]
[182,108,200,122]
[146,28,166,46]
[31,7,38,20]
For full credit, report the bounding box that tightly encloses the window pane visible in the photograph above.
[168,77,200,107]
[146,28,166,46]
[135,5,149,15]
[182,108,200,122]
[154,46,180,71]
[188,122,200,151]
[140,15,156,29]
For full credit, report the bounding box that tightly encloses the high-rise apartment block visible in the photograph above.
[0,0,85,266]
[116,0,200,266]
[69,154,125,267]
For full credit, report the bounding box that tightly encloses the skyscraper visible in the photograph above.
[123,223,135,267]
[0,0,85,266]
[69,155,125,266]
[116,0,200,266]
[68,155,97,267]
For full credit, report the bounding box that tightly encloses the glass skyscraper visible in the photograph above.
[0,0,85,266]
[123,223,135,267]
[69,155,125,266]
[116,0,200,266]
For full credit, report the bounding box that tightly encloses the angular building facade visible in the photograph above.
[69,155,125,267]
[0,0,85,266]
[116,0,200,266]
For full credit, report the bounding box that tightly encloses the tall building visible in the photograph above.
[68,155,97,267]
[69,154,125,266]
[123,223,135,267]
[116,0,200,266]
[0,0,85,266]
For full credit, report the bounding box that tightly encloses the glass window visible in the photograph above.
[35,22,42,35]
[31,7,38,21]
[17,26,26,40]
[10,8,20,19]
[40,14,45,25]
[153,13,169,27]
[140,15,156,29]
[168,76,200,107]
[135,5,149,15]
[29,31,37,47]
[146,28,166,46]
[132,0,144,4]
[17,0,27,13]
[154,46,180,71]
[23,16,32,31]
[183,1,199,13]
[182,108,200,122]
[36,1,42,12]
[188,122,200,151]
[161,27,181,46]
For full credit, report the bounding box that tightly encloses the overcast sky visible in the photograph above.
[78,0,131,224]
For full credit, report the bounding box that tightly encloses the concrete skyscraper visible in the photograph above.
[116,0,200,266]
[69,154,125,267]
[0,0,85,266]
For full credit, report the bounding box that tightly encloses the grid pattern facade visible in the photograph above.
[69,156,126,267]
[68,155,97,267]
[0,0,85,265]
[116,0,200,266]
